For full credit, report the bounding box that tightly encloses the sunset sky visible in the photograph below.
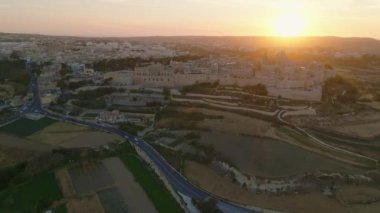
[1,0,380,38]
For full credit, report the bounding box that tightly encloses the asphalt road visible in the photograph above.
[20,62,257,213]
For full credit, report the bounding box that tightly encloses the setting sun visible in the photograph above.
[274,13,306,37]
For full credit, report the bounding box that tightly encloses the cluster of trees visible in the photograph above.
[102,77,113,86]
[68,80,94,90]
[71,87,123,109]
[145,101,162,107]
[156,106,207,122]
[180,81,219,95]
[74,87,122,100]
[59,63,71,77]
[193,198,222,213]
[243,83,268,96]
[0,60,28,84]
[162,87,170,100]
[93,58,140,71]
[119,122,145,135]
[0,60,30,95]
[155,107,205,130]
[172,55,203,62]
[9,51,20,60]
[29,62,43,75]
[72,99,106,109]
[0,163,26,190]
[322,76,359,103]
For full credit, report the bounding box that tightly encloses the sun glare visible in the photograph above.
[274,13,306,37]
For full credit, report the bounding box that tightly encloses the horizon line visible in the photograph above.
[1,31,380,41]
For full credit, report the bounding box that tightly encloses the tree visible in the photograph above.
[68,80,94,90]
[180,81,219,95]
[322,76,358,103]
[35,199,52,213]
[119,123,145,135]
[102,77,113,86]
[163,87,171,100]
[59,63,71,77]
[9,51,20,60]
[324,64,333,70]
[195,198,222,213]
[0,59,31,95]
[30,62,43,75]
[244,83,268,96]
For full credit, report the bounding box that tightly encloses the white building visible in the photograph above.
[133,63,174,87]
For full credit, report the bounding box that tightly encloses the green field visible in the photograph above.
[120,154,183,213]
[0,172,65,212]
[0,117,56,137]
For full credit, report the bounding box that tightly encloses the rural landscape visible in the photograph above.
[1,0,380,213]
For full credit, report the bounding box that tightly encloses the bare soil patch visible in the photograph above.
[28,122,123,148]
[66,194,105,213]
[56,168,76,197]
[199,132,361,177]
[69,161,114,195]
[290,110,380,139]
[331,121,380,139]
[103,157,157,213]
[0,133,55,151]
[59,132,122,148]
[178,107,274,137]
[97,188,128,213]
[27,122,91,146]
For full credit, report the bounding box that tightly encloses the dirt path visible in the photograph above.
[102,157,157,213]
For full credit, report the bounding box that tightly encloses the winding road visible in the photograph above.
[17,62,258,213]
[12,61,377,212]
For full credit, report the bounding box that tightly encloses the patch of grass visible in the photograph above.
[0,117,56,137]
[0,163,27,191]
[119,154,183,213]
[0,172,63,212]
[72,99,106,109]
